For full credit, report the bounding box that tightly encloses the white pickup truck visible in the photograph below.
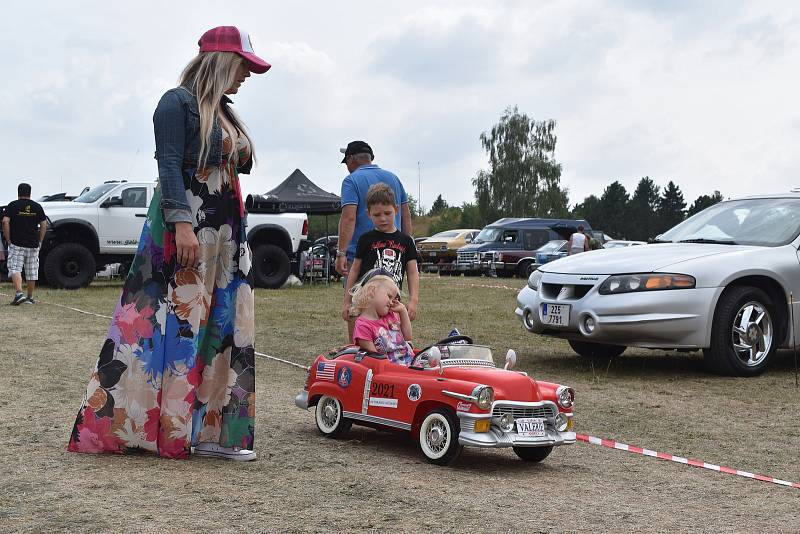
[40,180,309,289]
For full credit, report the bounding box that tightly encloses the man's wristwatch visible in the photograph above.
[335,250,347,258]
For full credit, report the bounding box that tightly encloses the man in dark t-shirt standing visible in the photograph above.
[2,183,47,305]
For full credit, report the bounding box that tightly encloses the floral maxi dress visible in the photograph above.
[68,132,256,458]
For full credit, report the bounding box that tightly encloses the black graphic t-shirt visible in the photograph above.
[355,229,418,289]
[2,199,46,248]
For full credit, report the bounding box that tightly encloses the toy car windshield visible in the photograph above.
[414,344,496,368]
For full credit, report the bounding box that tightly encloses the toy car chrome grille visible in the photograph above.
[492,404,555,420]
[440,359,496,368]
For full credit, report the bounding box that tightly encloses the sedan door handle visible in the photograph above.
[135,213,146,217]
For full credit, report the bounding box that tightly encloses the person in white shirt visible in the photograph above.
[568,224,590,255]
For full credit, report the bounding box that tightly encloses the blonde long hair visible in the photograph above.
[178,51,256,168]
[349,275,401,317]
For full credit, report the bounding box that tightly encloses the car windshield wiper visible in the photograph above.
[650,238,672,243]
[677,238,738,245]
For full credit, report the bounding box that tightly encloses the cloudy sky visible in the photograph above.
[3,1,799,212]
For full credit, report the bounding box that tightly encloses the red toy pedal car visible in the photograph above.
[295,336,576,465]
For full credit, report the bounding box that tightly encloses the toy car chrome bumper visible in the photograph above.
[458,425,576,448]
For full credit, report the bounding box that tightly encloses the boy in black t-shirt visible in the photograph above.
[342,183,419,340]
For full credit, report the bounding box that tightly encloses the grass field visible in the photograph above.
[1,275,798,532]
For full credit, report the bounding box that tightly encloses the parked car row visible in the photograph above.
[415,218,616,279]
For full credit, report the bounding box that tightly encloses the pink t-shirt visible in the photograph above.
[353,311,413,365]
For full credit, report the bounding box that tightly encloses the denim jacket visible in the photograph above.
[153,86,253,224]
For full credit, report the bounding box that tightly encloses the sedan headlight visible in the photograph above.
[556,385,575,408]
[598,273,695,295]
[528,269,543,290]
[475,386,494,410]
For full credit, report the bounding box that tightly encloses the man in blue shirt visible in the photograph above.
[335,140,412,278]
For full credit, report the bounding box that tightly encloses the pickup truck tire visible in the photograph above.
[44,243,96,289]
[252,244,291,289]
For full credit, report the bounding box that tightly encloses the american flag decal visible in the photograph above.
[316,361,336,380]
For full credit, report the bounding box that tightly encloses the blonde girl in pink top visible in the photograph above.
[349,270,414,365]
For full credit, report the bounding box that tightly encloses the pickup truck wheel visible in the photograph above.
[704,286,776,376]
[252,244,290,289]
[44,243,96,289]
[568,340,626,359]
[418,408,462,466]
[315,395,352,438]
[513,445,553,462]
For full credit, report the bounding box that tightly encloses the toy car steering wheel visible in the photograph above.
[433,334,473,346]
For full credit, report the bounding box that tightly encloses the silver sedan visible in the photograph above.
[515,193,800,376]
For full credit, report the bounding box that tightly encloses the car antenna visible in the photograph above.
[792,292,798,388]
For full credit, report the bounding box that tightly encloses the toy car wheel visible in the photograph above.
[513,445,553,462]
[314,395,352,438]
[418,408,462,466]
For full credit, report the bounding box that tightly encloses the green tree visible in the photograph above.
[656,181,686,234]
[571,194,602,227]
[428,194,448,216]
[407,195,421,218]
[595,181,630,238]
[428,207,463,235]
[627,177,660,241]
[687,190,724,217]
[307,214,340,241]
[472,106,569,221]
[459,202,484,229]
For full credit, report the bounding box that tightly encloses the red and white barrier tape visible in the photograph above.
[576,433,800,490]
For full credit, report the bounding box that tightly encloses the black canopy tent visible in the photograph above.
[245,168,341,215]
[246,169,341,283]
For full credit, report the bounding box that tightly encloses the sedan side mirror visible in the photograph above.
[101,196,123,208]
[504,349,517,370]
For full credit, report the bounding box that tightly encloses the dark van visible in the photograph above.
[453,218,592,277]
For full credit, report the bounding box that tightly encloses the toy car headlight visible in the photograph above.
[528,269,543,290]
[555,412,569,432]
[556,386,574,409]
[598,273,695,295]
[475,386,494,410]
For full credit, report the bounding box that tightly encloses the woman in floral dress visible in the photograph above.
[68,26,270,461]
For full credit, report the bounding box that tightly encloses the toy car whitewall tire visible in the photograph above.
[513,445,553,462]
[314,395,352,438]
[418,408,462,466]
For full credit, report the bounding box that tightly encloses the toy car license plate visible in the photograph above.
[540,303,569,326]
[516,417,546,437]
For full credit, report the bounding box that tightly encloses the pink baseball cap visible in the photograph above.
[198,26,271,74]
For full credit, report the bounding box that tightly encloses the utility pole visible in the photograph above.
[417,161,421,217]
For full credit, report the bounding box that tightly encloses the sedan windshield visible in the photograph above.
[430,230,460,239]
[473,227,501,243]
[658,198,800,247]
[73,183,118,203]
[537,240,566,253]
